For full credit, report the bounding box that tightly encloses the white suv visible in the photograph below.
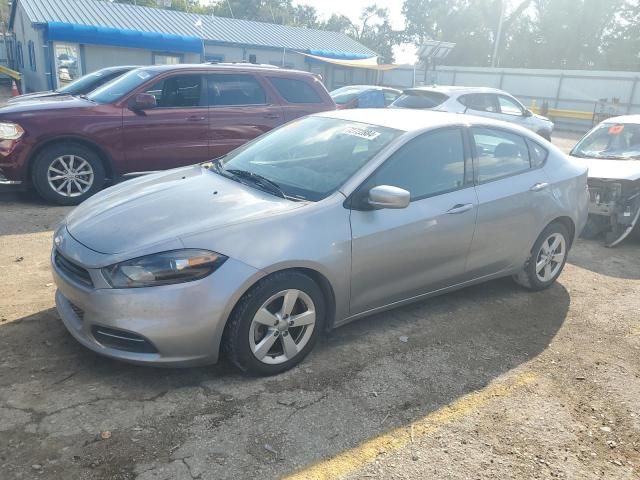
[390,86,554,140]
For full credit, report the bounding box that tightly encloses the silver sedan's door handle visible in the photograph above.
[530,182,549,192]
[187,116,207,122]
[447,203,474,214]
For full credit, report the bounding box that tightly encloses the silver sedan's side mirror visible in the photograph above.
[368,185,410,209]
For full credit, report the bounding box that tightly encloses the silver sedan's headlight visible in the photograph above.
[102,249,227,288]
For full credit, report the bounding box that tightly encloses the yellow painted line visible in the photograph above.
[282,372,537,480]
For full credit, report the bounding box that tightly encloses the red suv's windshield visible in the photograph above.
[87,69,159,104]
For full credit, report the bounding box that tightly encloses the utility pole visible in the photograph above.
[491,0,506,68]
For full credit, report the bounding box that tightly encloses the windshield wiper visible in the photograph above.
[225,169,286,199]
[203,156,226,172]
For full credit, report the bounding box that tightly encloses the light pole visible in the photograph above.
[491,0,506,68]
[195,18,205,62]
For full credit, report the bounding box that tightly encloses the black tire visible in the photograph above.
[513,222,570,291]
[221,271,326,376]
[31,142,105,205]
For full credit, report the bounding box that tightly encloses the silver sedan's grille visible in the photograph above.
[54,251,93,287]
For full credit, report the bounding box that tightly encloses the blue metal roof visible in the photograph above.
[14,0,377,56]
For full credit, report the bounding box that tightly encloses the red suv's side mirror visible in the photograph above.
[131,93,157,111]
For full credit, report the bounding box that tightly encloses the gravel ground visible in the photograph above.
[0,134,638,480]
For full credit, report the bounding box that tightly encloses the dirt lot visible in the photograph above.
[0,135,638,480]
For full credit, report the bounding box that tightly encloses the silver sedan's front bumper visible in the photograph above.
[52,242,263,367]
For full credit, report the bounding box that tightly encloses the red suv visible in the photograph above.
[0,64,336,204]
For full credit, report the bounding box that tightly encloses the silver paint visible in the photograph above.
[52,109,588,366]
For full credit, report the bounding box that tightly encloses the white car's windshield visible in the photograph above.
[572,123,640,160]
[212,116,402,201]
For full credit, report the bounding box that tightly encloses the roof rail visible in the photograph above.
[204,62,281,69]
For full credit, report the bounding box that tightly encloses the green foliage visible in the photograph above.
[320,5,402,62]
[402,0,640,71]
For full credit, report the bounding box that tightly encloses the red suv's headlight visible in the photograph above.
[0,122,24,140]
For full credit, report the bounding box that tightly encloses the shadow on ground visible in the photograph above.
[0,277,570,480]
[0,191,71,236]
[568,237,640,280]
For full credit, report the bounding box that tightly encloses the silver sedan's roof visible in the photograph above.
[314,107,532,135]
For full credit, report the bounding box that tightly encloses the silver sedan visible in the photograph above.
[52,109,588,375]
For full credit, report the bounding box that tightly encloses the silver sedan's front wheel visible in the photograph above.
[249,289,316,365]
[222,271,326,375]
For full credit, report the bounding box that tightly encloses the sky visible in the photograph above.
[295,0,417,64]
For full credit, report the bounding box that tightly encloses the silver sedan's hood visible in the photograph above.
[65,165,303,255]
[572,157,640,181]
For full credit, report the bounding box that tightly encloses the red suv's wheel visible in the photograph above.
[31,143,105,205]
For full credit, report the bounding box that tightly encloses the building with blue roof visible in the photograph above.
[8,0,378,92]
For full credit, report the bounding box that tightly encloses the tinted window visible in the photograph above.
[88,69,158,104]
[498,95,524,116]
[209,74,266,106]
[269,77,322,103]
[527,139,548,167]
[460,94,498,113]
[365,128,466,200]
[472,128,530,182]
[144,75,204,108]
[392,90,449,109]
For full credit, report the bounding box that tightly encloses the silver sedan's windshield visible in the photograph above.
[572,123,640,160]
[213,116,402,201]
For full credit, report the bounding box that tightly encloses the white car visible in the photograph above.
[570,115,640,246]
[391,86,554,140]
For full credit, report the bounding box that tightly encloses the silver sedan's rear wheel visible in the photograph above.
[513,222,571,291]
[222,271,326,375]
[249,289,316,365]
[534,233,566,283]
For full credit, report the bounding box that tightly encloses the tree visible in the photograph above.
[600,0,640,71]
[321,5,402,62]
[0,0,11,33]
[402,0,640,70]
[211,0,319,27]
[402,0,534,67]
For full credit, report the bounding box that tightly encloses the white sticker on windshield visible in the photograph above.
[343,126,381,141]
[137,71,151,80]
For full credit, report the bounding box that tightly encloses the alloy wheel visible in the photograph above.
[249,289,316,365]
[534,232,566,282]
[47,154,95,198]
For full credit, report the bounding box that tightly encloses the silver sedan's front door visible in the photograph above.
[349,127,478,315]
